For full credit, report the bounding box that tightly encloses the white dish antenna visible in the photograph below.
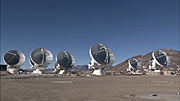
[4,50,25,74]
[150,50,170,70]
[88,43,115,76]
[54,51,75,75]
[127,58,141,74]
[30,48,53,74]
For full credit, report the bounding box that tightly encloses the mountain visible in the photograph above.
[72,65,89,72]
[110,49,180,74]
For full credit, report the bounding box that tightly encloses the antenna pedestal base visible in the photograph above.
[33,69,43,74]
[7,67,20,74]
[58,70,65,75]
[93,69,103,76]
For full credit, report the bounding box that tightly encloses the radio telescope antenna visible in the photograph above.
[88,44,115,76]
[127,58,141,74]
[4,50,25,74]
[30,48,53,74]
[149,49,170,71]
[54,51,75,75]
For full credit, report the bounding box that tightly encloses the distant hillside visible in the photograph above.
[73,65,89,72]
[110,49,180,74]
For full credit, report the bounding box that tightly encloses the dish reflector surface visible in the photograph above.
[56,51,75,69]
[90,44,114,65]
[31,48,53,65]
[4,50,25,66]
[153,50,169,67]
[129,58,141,70]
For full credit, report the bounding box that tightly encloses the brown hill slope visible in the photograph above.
[110,49,180,74]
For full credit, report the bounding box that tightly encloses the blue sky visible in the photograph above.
[1,0,179,69]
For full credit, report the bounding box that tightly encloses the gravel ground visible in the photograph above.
[1,75,179,101]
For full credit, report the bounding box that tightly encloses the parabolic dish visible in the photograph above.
[56,51,75,69]
[90,44,114,65]
[4,50,25,66]
[129,58,141,70]
[153,50,169,67]
[30,48,53,65]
